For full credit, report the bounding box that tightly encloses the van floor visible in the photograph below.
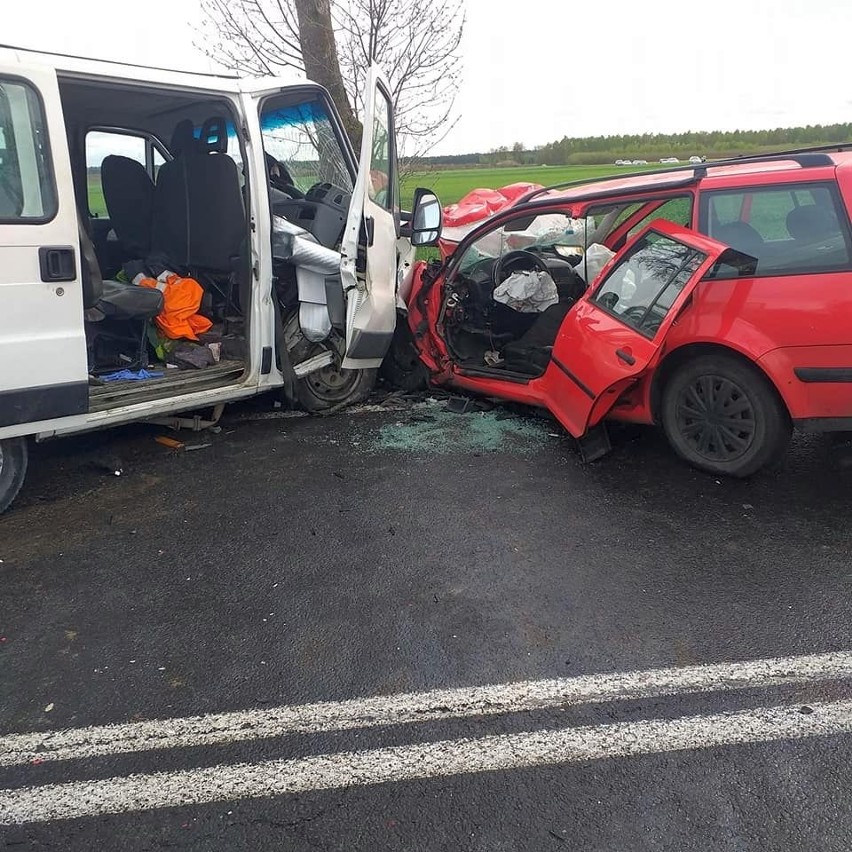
[88,360,245,412]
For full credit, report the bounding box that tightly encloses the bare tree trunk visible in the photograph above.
[293,0,362,150]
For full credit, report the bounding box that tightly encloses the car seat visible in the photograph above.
[713,221,765,258]
[786,204,837,244]
[101,155,154,258]
[152,116,245,272]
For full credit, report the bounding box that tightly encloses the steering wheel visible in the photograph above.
[621,304,665,334]
[622,305,648,323]
[492,249,551,289]
[267,154,306,200]
[491,249,550,287]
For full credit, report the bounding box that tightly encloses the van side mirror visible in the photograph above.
[410,188,442,246]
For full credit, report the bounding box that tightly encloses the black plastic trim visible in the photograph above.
[346,330,390,361]
[0,381,88,428]
[520,145,846,204]
[456,366,533,384]
[260,346,273,375]
[794,367,852,383]
[552,357,595,399]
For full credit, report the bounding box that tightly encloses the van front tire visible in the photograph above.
[0,437,28,515]
[289,330,376,413]
[296,360,376,413]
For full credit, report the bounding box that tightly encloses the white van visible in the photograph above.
[0,47,443,513]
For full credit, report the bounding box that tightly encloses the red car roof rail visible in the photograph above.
[520,142,852,205]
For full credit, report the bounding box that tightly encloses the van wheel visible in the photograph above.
[289,329,375,413]
[296,356,376,413]
[661,354,791,477]
[0,437,28,515]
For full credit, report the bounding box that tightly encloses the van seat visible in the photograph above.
[101,155,154,258]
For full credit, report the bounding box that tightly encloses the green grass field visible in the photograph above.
[399,163,666,209]
[88,162,667,221]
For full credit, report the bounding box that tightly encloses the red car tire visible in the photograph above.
[661,353,791,477]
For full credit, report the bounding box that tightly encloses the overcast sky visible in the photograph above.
[5,0,852,155]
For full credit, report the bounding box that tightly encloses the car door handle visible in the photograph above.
[616,348,636,365]
[39,246,76,282]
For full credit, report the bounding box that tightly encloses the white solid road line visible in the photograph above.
[2,699,851,825]
[2,651,852,767]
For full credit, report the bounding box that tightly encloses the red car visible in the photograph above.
[391,147,852,476]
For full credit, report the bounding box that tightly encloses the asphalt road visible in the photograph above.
[1,395,851,850]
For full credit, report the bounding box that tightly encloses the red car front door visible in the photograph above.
[543,220,737,437]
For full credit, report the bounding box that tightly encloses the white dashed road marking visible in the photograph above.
[2,651,851,767]
[2,700,851,825]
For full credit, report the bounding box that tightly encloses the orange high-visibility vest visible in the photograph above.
[136,272,212,341]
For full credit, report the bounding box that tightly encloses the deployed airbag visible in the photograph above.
[272,215,342,342]
[493,270,559,313]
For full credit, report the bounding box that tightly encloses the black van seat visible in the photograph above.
[101,155,154,258]
[79,219,163,319]
[152,116,245,272]
[80,218,163,371]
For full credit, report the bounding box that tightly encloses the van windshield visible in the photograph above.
[260,100,353,194]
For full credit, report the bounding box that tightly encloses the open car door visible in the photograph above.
[546,220,754,437]
[339,65,400,369]
[0,61,88,432]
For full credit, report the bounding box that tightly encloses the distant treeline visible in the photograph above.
[421,123,852,168]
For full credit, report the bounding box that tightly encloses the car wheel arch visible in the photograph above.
[650,342,791,425]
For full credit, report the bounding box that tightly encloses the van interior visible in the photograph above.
[56,77,251,411]
[58,74,355,412]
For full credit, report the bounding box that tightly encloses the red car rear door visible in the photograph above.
[545,220,744,437]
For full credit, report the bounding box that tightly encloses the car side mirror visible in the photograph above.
[410,188,442,247]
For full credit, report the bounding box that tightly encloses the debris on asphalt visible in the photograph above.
[360,402,555,456]
[184,443,212,452]
[446,395,493,414]
[155,436,185,450]
[90,455,123,476]
[43,703,54,713]
[447,396,476,414]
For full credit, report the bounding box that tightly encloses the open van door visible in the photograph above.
[0,59,88,431]
[339,65,400,369]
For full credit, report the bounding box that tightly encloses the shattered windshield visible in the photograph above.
[260,99,353,193]
[458,213,588,273]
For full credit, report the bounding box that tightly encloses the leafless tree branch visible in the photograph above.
[197,0,465,159]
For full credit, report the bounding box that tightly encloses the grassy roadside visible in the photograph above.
[399,163,667,209]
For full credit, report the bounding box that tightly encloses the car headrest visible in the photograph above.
[786,204,835,242]
[169,119,197,157]
[714,220,765,255]
[200,116,229,154]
